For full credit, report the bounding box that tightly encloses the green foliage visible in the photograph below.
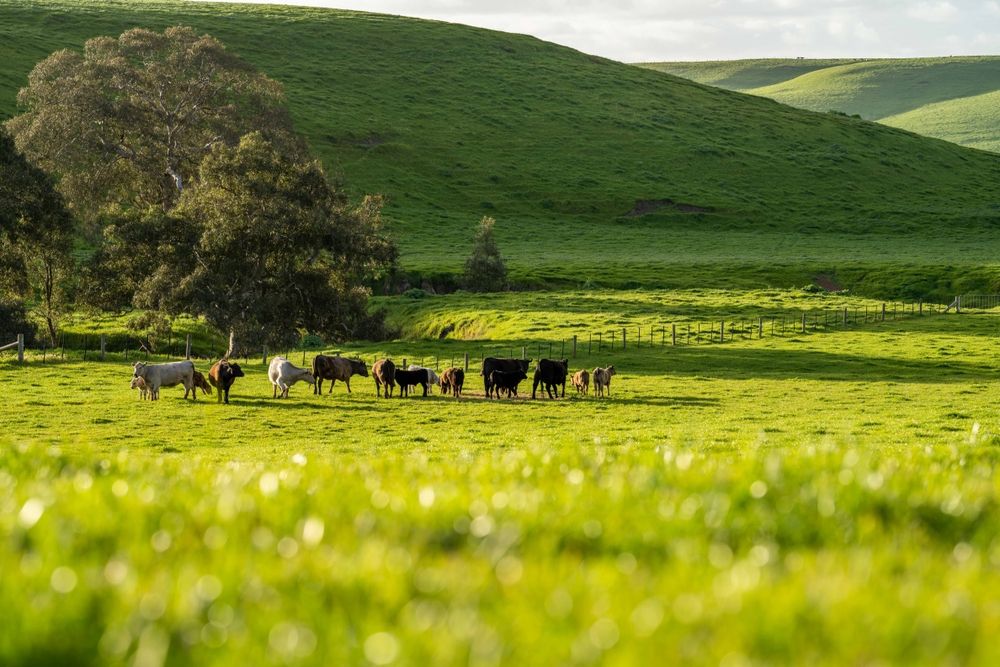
[0,127,75,344]
[6,25,297,219]
[96,133,397,348]
[402,288,430,299]
[462,216,507,293]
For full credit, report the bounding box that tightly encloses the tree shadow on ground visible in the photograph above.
[658,346,995,383]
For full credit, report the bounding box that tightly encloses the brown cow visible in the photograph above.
[440,367,465,397]
[313,355,369,394]
[572,369,590,395]
[190,370,213,397]
[373,359,396,398]
[209,359,245,404]
[130,376,150,400]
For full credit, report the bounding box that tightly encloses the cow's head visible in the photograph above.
[353,360,369,377]
[229,363,245,378]
[132,361,146,378]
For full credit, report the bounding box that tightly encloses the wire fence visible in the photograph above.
[2,299,949,372]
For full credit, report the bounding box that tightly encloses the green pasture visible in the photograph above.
[2,2,1000,295]
[4,289,1000,665]
[641,57,1000,153]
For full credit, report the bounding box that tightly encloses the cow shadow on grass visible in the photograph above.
[232,397,382,411]
[597,396,721,407]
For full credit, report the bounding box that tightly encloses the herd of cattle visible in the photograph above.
[129,355,618,403]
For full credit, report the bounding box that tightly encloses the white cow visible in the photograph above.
[407,365,440,386]
[592,365,617,398]
[132,360,196,401]
[269,356,315,398]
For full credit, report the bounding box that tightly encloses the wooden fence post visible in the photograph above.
[758,317,763,339]
[672,323,676,346]
[17,333,24,363]
[881,303,886,321]
[801,312,807,333]
[622,327,626,351]
[720,321,725,343]
[572,335,577,358]
[919,299,923,315]
[262,345,268,366]
[185,334,192,360]
[464,352,469,372]
[100,334,106,361]
[843,307,848,326]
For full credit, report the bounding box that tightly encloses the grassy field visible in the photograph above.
[4,3,1000,663]
[641,57,1000,154]
[4,290,1000,665]
[2,2,1000,295]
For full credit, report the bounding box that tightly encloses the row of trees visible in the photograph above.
[1,26,508,351]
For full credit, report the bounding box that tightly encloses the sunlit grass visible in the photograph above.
[3,291,1000,664]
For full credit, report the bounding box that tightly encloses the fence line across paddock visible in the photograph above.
[1,298,957,374]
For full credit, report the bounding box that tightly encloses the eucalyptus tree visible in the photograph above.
[7,25,298,220]
[99,133,397,348]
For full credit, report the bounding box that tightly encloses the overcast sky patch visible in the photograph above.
[202,0,1000,61]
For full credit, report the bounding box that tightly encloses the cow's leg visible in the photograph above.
[224,386,230,404]
[346,377,352,393]
[422,383,428,397]
[329,379,336,394]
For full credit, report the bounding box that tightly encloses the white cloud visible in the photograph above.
[907,1,960,21]
[201,1,1000,60]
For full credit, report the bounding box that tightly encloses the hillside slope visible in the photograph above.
[2,2,1000,297]
[642,57,1000,153]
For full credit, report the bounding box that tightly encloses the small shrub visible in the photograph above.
[463,216,508,293]
[403,288,429,299]
[300,333,325,349]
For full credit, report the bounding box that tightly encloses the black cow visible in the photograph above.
[532,358,569,399]
[488,369,527,399]
[208,359,245,405]
[482,357,531,398]
[395,368,430,397]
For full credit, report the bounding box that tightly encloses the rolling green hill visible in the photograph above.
[641,57,1000,154]
[2,2,1000,297]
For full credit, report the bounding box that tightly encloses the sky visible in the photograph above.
[207,0,1000,61]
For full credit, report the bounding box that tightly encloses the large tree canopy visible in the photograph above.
[6,26,298,219]
[98,133,397,348]
[0,128,75,344]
